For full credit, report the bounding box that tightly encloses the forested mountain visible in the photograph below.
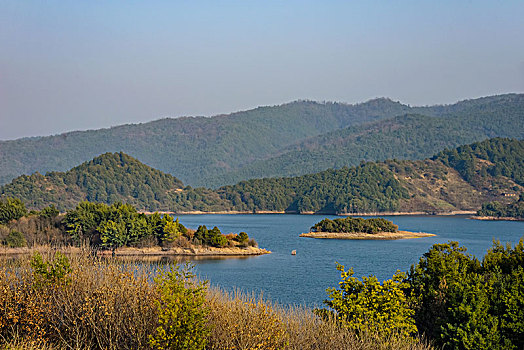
[0,98,410,187]
[1,94,523,188]
[208,95,524,186]
[2,139,522,215]
[0,152,184,211]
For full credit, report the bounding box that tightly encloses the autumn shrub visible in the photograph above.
[206,289,289,350]
[0,249,158,349]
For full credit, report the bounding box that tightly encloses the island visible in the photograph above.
[300,217,435,240]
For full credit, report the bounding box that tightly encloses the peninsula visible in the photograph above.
[0,199,270,257]
[300,217,435,240]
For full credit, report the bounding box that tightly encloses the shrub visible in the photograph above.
[149,264,209,350]
[319,263,417,340]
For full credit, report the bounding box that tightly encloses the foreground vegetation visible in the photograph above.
[0,250,431,350]
[2,239,522,349]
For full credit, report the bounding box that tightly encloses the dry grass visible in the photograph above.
[0,248,433,350]
[207,288,432,350]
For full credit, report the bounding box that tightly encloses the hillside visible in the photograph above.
[0,98,410,187]
[0,152,185,211]
[1,94,523,188]
[2,139,522,214]
[208,95,524,186]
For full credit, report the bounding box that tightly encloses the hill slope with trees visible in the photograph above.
[209,95,524,186]
[1,139,522,215]
[1,94,523,188]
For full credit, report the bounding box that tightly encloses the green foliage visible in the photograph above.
[219,162,409,214]
[478,195,524,219]
[194,225,228,247]
[38,204,59,218]
[312,217,398,234]
[99,220,127,250]
[435,138,524,186]
[30,252,72,286]
[61,201,249,250]
[149,264,209,350]
[3,230,26,248]
[0,197,27,224]
[235,231,249,243]
[1,152,184,211]
[320,263,417,340]
[408,240,524,349]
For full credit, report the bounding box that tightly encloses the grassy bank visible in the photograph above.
[0,248,431,350]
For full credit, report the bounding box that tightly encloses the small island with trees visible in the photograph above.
[0,197,269,257]
[300,217,435,240]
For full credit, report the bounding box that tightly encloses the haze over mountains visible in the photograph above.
[0,94,522,188]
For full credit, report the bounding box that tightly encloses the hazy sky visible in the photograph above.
[1,1,523,140]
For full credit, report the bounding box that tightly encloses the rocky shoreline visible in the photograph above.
[299,230,436,240]
[470,216,523,222]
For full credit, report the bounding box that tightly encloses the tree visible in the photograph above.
[99,220,127,253]
[149,264,209,350]
[0,197,27,224]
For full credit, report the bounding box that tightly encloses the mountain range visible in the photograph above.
[2,138,522,214]
[1,94,523,188]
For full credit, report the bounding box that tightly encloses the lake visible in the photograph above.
[173,214,524,307]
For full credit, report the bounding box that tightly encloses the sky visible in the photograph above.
[1,0,523,140]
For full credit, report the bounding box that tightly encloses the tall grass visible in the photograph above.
[0,249,432,349]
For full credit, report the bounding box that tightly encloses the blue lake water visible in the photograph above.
[173,214,524,307]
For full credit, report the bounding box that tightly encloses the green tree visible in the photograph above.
[0,197,27,224]
[149,264,209,350]
[99,220,127,253]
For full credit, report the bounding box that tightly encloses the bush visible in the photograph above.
[319,263,417,340]
[149,264,209,350]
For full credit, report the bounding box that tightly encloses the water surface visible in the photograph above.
[173,214,524,306]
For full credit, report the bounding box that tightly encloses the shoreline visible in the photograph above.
[154,210,477,216]
[0,245,271,257]
[470,216,524,222]
[299,230,436,240]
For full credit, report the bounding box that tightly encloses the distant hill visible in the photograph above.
[0,98,411,187]
[2,138,522,215]
[1,94,523,188]
[207,94,524,186]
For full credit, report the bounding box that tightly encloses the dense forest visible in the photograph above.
[311,217,398,234]
[1,138,523,215]
[0,94,523,188]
